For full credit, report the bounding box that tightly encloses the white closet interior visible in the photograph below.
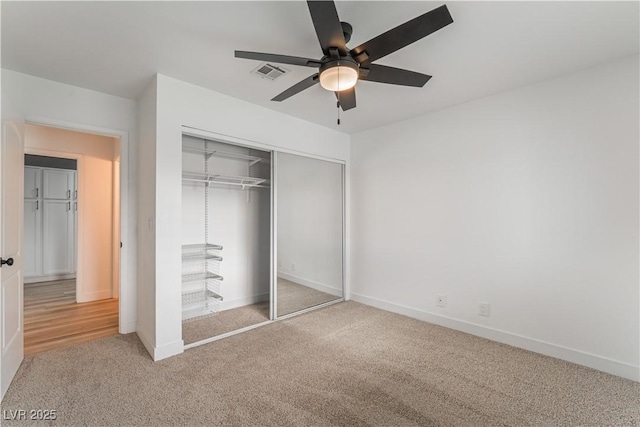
[23,159,78,284]
[181,135,271,344]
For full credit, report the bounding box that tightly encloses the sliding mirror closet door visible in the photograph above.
[276,152,344,317]
[182,135,271,345]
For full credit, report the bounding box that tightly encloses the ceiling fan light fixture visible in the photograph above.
[319,59,359,92]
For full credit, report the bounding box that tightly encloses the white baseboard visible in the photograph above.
[350,292,640,382]
[120,320,137,334]
[136,328,154,359]
[154,339,184,361]
[278,272,342,297]
[24,273,76,284]
[136,328,183,361]
[77,289,112,303]
[221,292,270,311]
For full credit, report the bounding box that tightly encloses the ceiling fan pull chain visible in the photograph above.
[337,68,341,125]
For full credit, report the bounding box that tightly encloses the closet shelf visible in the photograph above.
[183,288,223,303]
[183,243,223,251]
[182,287,223,321]
[182,280,218,295]
[182,243,223,262]
[182,244,223,262]
[182,253,223,262]
[183,171,270,189]
[182,271,224,284]
[182,303,220,321]
[182,144,266,166]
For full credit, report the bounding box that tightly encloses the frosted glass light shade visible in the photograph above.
[319,66,358,91]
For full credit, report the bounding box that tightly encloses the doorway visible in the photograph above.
[22,124,121,354]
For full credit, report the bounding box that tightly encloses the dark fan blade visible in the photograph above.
[272,74,320,102]
[360,64,431,87]
[350,4,453,64]
[335,87,356,111]
[307,1,347,56]
[235,51,322,68]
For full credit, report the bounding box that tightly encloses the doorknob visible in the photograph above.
[0,257,14,267]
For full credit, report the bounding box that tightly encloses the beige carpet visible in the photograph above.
[2,301,638,426]
[277,278,341,316]
[183,301,269,344]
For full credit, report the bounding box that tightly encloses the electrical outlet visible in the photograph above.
[436,294,447,307]
[479,303,491,317]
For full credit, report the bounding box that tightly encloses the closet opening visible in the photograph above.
[181,135,271,345]
[22,124,120,354]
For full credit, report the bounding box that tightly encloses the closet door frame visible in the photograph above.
[181,127,347,332]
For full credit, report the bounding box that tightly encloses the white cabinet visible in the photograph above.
[23,199,42,277]
[24,167,41,199]
[43,169,73,200]
[23,166,77,283]
[72,172,78,273]
[42,199,74,276]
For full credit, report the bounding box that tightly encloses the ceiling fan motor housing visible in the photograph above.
[341,21,353,43]
[319,56,359,74]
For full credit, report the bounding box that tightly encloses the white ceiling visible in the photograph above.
[2,1,638,134]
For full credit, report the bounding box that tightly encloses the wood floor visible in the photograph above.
[24,279,119,355]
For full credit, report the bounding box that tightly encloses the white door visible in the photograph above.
[72,171,77,274]
[1,120,25,400]
[43,199,73,276]
[23,199,41,278]
[43,168,72,200]
[23,167,40,199]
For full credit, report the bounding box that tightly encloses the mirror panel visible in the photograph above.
[276,152,344,317]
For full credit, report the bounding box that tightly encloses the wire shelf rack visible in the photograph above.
[182,144,267,166]
[182,271,224,284]
[182,243,223,263]
[183,171,270,189]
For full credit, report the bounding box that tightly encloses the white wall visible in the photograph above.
[1,69,138,333]
[136,77,157,355]
[350,55,640,381]
[277,152,343,295]
[150,73,350,359]
[25,124,116,302]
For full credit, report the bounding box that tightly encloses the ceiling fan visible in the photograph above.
[235,1,453,113]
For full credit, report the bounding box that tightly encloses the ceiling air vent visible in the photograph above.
[251,63,289,81]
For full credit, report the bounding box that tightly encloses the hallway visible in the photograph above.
[24,279,118,354]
